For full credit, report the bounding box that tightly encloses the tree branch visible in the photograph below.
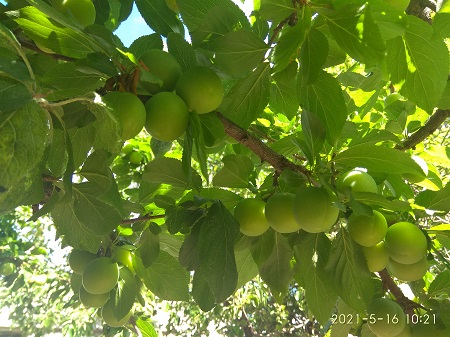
[396,109,450,150]
[121,214,165,225]
[216,112,311,178]
[406,0,434,24]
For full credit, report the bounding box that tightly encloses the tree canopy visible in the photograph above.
[1,0,450,336]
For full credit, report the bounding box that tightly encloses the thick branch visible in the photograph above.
[217,112,311,177]
[406,0,434,24]
[397,109,450,150]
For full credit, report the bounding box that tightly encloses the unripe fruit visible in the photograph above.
[129,151,143,165]
[347,210,387,247]
[293,187,339,233]
[387,257,428,282]
[264,193,301,233]
[385,222,428,264]
[176,67,224,114]
[68,249,97,275]
[367,298,406,337]
[79,286,110,308]
[55,0,96,27]
[103,92,146,140]
[113,245,135,273]
[140,49,182,94]
[234,199,270,237]
[396,324,413,337]
[82,257,119,295]
[363,241,389,272]
[0,262,15,276]
[145,92,189,142]
[338,170,378,194]
[101,300,132,327]
[121,143,134,155]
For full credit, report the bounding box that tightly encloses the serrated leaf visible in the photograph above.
[258,231,294,300]
[0,77,32,113]
[136,318,158,337]
[387,16,449,113]
[143,157,202,190]
[432,0,450,39]
[86,101,121,154]
[0,101,48,190]
[79,150,112,191]
[142,250,190,301]
[325,230,373,313]
[192,267,216,311]
[235,247,258,289]
[167,32,197,71]
[198,201,240,302]
[260,0,295,23]
[270,61,299,119]
[139,228,160,268]
[14,6,97,59]
[212,154,254,188]
[47,127,68,177]
[128,34,164,59]
[293,233,337,324]
[272,7,311,73]
[415,184,450,212]
[220,62,270,128]
[112,267,137,320]
[299,28,329,85]
[298,71,347,143]
[135,0,184,37]
[428,270,450,297]
[333,144,426,176]
[212,30,268,77]
[323,4,385,66]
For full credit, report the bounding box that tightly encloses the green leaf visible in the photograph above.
[258,231,294,300]
[212,154,254,188]
[235,247,258,289]
[428,270,450,297]
[387,16,449,113]
[323,4,385,66]
[299,28,329,85]
[220,62,271,128]
[272,7,311,73]
[270,61,299,119]
[326,230,374,313]
[212,30,268,77]
[42,63,104,101]
[0,77,32,114]
[143,157,202,190]
[333,144,426,176]
[199,113,226,148]
[167,32,197,71]
[79,150,113,191]
[14,6,97,59]
[112,267,137,320]
[438,82,450,109]
[47,128,68,177]
[136,318,158,337]
[198,201,240,302]
[294,233,337,325]
[142,250,190,301]
[192,267,216,311]
[128,34,164,59]
[300,109,326,165]
[298,71,348,143]
[260,0,295,23]
[0,48,30,83]
[87,101,122,154]
[250,230,275,266]
[432,0,450,39]
[0,101,48,190]
[139,228,160,268]
[0,23,21,53]
[352,192,411,211]
[416,184,450,212]
[135,0,184,37]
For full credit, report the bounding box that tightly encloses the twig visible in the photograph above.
[268,16,291,45]
[121,214,166,225]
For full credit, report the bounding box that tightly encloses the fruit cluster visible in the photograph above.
[68,249,133,327]
[234,186,339,236]
[103,49,224,143]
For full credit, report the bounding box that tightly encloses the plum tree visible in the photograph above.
[363,241,389,272]
[139,49,182,94]
[68,249,97,275]
[82,258,119,295]
[176,67,224,114]
[145,92,189,142]
[101,299,132,327]
[79,286,109,308]
[367,298,406,337]
[54,0,96,27]
[347,210,387,247]
[264,193,301,233]
[338,170,378,194]
[103,92,147,140]
[385,222,428,264]
[387,257,429,282]
[292,187,339,233]
[234,199,269,236]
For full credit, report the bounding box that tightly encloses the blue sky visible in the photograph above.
[114,3,154,47]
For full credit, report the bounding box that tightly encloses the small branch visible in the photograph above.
[396,109,450,150]
[268,16,291,45]
[39,96,94,107]
[121,214,165,225]
[406,0,434,24]
[217,112,311,178]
